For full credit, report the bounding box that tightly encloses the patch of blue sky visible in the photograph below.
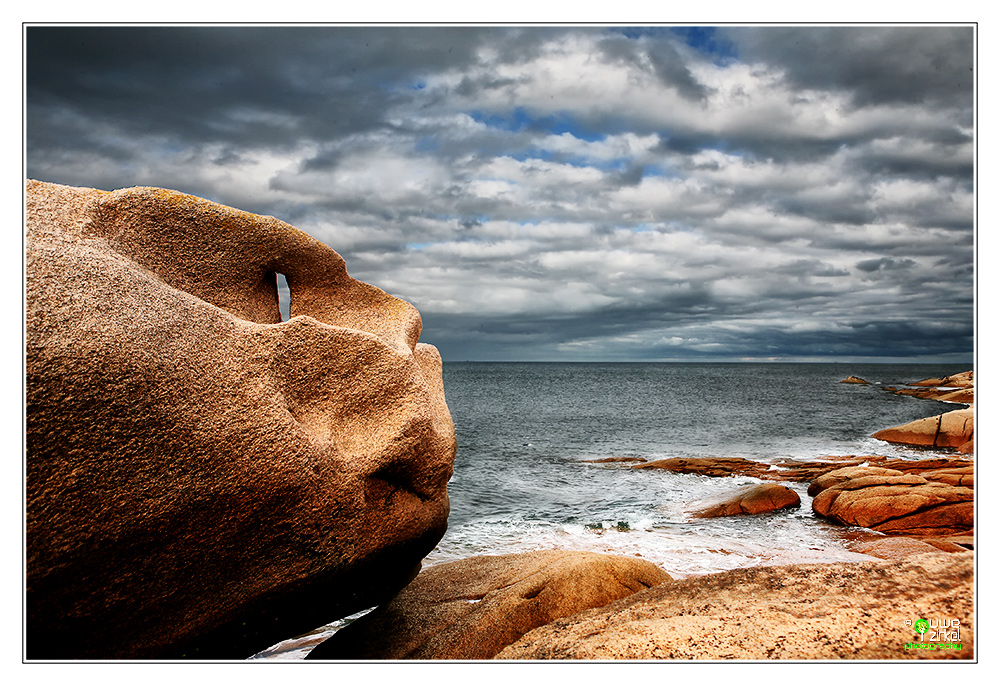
[640,163,673,177]
[413,135,438,152]
[468,107,617,141]
[508,147,631,172]
[609,26,738,65]
[630,223,662,233]
[609,26,673,41]
[668,27,738,62]
[428,212,491,223]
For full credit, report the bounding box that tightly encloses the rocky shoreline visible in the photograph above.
[298,369,975,661]
[26,181,973,661]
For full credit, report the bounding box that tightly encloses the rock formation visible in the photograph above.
[872,407,973,449]
[811,474,973,537]
[839,376,870,384]
[807,465,905,497]
[497,552,974,660]
[874,370,974,451]
[26,180,456,659]
[630,455,971,484]
[306,550,672,660]
[889,387,974,403]
[689,483,800,518]
[911,371,974,388]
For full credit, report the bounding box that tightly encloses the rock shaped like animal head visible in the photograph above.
[25,180,456,659]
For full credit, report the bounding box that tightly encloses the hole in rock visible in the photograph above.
[276,272,291,322]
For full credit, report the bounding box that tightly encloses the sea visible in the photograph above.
[252,361,973,659]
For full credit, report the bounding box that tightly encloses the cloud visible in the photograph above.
[25,25,974,362]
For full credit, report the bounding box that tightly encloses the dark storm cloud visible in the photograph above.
[25,24,974,362]
[723,26,974,109]
[595,31,709,101]
[27,26,472,145]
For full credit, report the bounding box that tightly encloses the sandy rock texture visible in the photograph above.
[26,180,456,659]
[689,483,800,518]
[846,537,947,560]
[497,552,973,660]
[307,550,672,660]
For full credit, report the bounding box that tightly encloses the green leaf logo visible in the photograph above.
[914,619,930,636]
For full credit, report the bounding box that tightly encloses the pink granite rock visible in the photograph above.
[26,180,456,659]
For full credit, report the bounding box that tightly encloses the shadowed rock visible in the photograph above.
[497,552,973,660]
[26,180,456,659]
[307,550,672,660]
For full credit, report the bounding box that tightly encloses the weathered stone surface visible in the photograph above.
[872,407,973,449]
[690,483,800,518]
[26,180,456,659]
[847,537,945,560]
[876,457,973,474]
[919,466,974,488]
[582,456,648,464]
[306,550,672,660]
[807,466,905,497]
[497,552,974,660]
[922,536,974,552]
[840,376,870,384]
[811,475,973,536]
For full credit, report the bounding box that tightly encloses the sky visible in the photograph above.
[24,24,976,363]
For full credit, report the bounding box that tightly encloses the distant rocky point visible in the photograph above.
[872,370,974,453]
[26,180,457,659]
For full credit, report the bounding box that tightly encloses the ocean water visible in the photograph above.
[425,362,970,575]
[253,362,971,659]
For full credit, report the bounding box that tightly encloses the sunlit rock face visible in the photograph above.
[25,180,456,659]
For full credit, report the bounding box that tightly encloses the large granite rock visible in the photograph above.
[689,483,800,518]
[811,474,973,536]
[807,466,905,497]
[872,407,974,449]
[26,180,456,659]
[306,550,672,660]
[497,552,974,660]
